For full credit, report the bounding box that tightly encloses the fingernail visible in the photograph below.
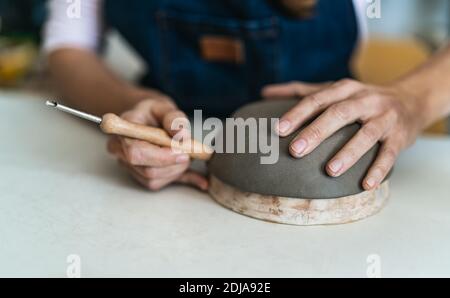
[176,154,189,163]
[328,159,343,176]
[365,177,377,189]
[291,139,307,157]
[277,120,291,135]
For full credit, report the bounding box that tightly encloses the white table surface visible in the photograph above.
[1,90,449,278]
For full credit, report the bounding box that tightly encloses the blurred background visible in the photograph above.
[0,0,449,133]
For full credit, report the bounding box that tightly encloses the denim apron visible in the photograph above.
[105,0,358,117]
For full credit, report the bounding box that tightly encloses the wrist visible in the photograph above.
[391,78,433,132]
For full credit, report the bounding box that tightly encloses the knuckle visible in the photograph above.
[382,146,398,162]
[308,94,325,110]
[373,164,389,176]
[346,147,358,160]
[307,125,323,141]
[125,147,142,165]
[374,94,394,111]
[357,90,381,108]
[157,153,173,166]
[377,97,392,110]
[360,123,381,142]
[337,78,357,88]
[329,103,351,122]
[386,109,399,124]
[360,89,377,101]
[339,146,357,162]
[369,94,386,113]
[360,92,381,112]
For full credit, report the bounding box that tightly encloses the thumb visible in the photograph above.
[151,100,191,139]
[162,109,191,140]
[120,98,174,126]
[177,171,209,191]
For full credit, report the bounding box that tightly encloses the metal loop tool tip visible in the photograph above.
[45,100,102,124]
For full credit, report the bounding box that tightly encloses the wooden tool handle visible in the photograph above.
[100,113,213,160]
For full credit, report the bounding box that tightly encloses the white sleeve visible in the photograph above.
[43,0,103,53]
[352,0,369,41]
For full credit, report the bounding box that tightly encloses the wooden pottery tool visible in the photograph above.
[45,101,213,160]
[46,100,389,225]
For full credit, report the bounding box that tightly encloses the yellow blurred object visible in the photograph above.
[0,41,37,87]
[352,37,448,135]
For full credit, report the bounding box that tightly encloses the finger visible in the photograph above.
[326,117,388,177]
[121,109,150,125]
[119,160,179,191]
[150,101,192,145]
[151,99,179,125]
[276,79,363,136]
[290,97,370,158]
[107,136,126,160]
[120,137,189,167]
[123,161,208,192]
[363,141,399,190]
[134,163,190,180]
[130,170,174,191]
[176,171,209,191]
[262,81,331,98]
[121,100,158,125]
[121,99,177,126]
[162,109,191,139]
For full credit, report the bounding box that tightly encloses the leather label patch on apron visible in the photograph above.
[200,35,245,64]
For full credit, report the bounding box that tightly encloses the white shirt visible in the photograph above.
[43,0,368,53]
[43,0,103,53]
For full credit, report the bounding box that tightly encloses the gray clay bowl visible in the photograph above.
[208,99,386,199]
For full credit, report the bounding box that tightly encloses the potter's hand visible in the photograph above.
[262,79,422,190]
[107,97,208,191]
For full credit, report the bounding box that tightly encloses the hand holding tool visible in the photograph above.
[45,101,213,160]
